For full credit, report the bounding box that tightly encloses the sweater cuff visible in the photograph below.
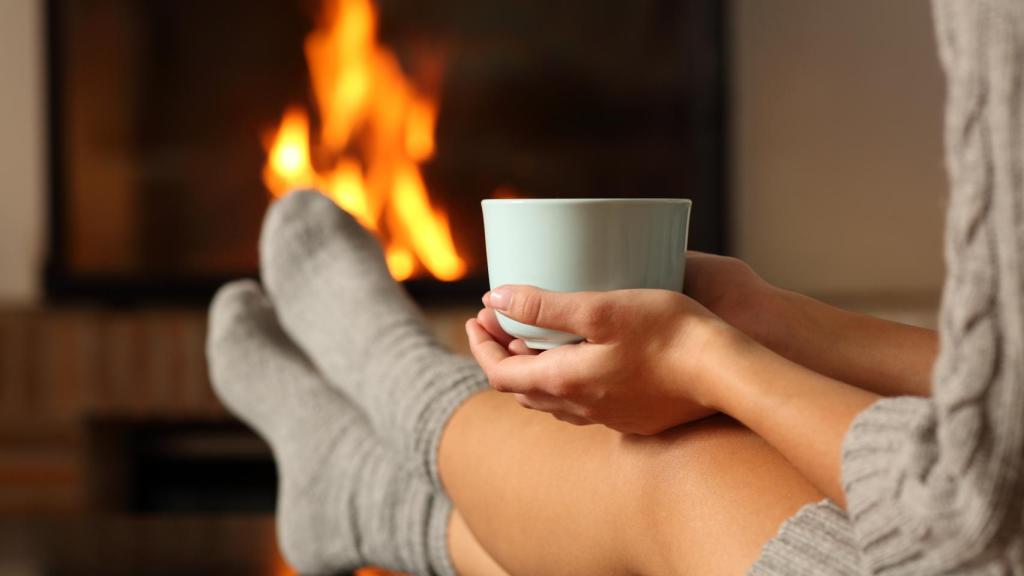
[748,500,861,575]
[841,396,936,572]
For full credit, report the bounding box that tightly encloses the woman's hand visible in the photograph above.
[465,286,734,435]
[684,252,785,350]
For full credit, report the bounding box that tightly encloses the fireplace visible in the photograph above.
[1,3,731,565]
[45,0,727,304]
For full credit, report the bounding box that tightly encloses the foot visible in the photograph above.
[259,190,486,487]
[207,280,455,576]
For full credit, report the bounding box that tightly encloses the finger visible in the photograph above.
[484,354,560,393]
[508,339,540,356]
[512,393,589,425]
[684,251,717,274]
[467,324,586,395]
[552,413,592,426]
[512,394,592,424]
[476,308,515,348]
[486,285,612,340]
[465,319,511,374]
[512,391,572,413]
[475,345,585,395]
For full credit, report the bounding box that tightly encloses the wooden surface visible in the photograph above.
[0,304,456,573]
[0,515,407,575]
[0,308,219,514]
[0,305,474,514]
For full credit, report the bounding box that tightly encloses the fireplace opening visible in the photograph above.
[46,0,727,305]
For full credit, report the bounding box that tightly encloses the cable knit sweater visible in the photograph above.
[751,1,1024,574]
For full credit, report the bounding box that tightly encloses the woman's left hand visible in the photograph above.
[465,285,733,434]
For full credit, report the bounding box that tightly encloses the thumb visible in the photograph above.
[486,285,610,339]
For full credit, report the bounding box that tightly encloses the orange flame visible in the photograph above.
[262,0,466,281]
[263,107,315,195]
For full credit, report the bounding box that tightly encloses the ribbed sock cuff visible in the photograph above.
[427,495,458,576]
[414,357,489,491]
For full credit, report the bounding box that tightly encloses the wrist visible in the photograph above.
[698,322,794,420]
[713,280,788,348]
[751,287,801,354]
[684,316,758,413]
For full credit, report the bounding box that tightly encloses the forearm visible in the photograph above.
[756,289,937,397]
[699,327,879,508]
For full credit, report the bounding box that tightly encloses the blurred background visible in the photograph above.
[0,0,944,573]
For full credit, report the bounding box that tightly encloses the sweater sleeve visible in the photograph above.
[839,1,1024,572]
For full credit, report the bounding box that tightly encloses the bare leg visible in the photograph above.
[255,194,817,574]
[439,391,823,576]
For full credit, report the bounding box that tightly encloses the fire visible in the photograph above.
[262,0,466,282]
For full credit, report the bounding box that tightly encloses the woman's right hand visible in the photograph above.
[474,252,788,357]
[467,285,729,435]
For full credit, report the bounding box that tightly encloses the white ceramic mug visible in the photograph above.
[481,198,692,349]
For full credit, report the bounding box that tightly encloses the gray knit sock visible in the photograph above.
[259,190,486,488]
[207,280,456,576]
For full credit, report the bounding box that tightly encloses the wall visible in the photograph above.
[0,0,45,305]
[0,0,949,306]
[732,0,947,301]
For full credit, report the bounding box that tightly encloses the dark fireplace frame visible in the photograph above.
[43,0,730,306]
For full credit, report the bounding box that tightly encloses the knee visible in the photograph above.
[611,415,821,576]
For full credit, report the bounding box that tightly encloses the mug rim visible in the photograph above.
[481,198,692,206]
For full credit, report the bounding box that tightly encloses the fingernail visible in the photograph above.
[482,291,491,306]
[489,287,511,311]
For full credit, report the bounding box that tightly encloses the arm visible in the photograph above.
[699,326,878,508]
[470,280,1023,572]
[764,289,937,397]
[685,253,937,397]
[468,286,875,507]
